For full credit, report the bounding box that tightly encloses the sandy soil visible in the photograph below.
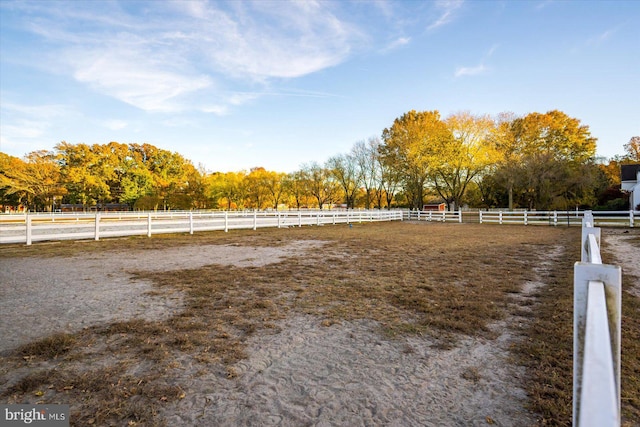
[0,241,322,353]
[603,228,640,297]
[1,230,637,426]
[163,315,532,426]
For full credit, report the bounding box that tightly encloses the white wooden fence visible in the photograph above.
[405,209,463,223]
[1,209,637,245]
[573,211,622,426]
[402,209,638,227]
[0,210,403,245]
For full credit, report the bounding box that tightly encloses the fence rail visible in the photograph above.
[573,212,622,427]
[402,209,638,227]
[0,210,403,245]
[1,209,637,245]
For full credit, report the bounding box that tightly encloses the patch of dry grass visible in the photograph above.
[2,222,637,426]
[513,228,640,426]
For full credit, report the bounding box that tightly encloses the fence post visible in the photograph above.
[459,208,462,223]
[277,211,281,228]
[630,210,634,228]
[554,211,558,226]
[479,210,483,224]
[26,214,32,246]
[298,210,302,227]
[253,210,257,231]
[189,211,194,235]
[95,213,100,241]
[147,213,152,237]
[499,211,503,225]
[225,211,229,232]
[524,210,528,226]
[573,262,622,426]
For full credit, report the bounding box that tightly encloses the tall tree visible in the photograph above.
[351,137,382,209]
[301,162,336,209]
[264,170,287,209]
[245,167,271,209]
[381,110,452,209]
[0,152,65,211]
[489,110,597,210]
[429,112,498,210]
[206,171,247,210]
[624,136,640,162]
[327,153,361,209]
[283,170,310,209]
[56,142,110,209]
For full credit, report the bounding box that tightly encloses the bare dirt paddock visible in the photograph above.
[1,223,638,426]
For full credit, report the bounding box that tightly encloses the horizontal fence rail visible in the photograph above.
[0,210,403,245]
[403,209,638,227]
[573,211,622,427]
[1,209,637,245]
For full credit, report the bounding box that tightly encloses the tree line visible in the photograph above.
[1,110,639,212]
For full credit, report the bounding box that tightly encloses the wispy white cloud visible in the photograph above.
[454,64,487,77]
[0,102,72,119]
[381,37,411,53]
[587,27,617,47]
[454,44,497,78]
[10,0,362,114]
[428,0,464,31]
[187,1,358,80]
[0,101,78,154]
[69,47,212,113]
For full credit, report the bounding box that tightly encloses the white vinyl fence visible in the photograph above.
[573,211,622,427]
[0,210,403,245]
[479,210,638,227]
[404,209,638,227]
[1,209,637,246]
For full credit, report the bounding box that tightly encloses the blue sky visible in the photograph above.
[1,0,639,173]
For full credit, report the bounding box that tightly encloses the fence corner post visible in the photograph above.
[26,214,32,246]
[95,212,100,241]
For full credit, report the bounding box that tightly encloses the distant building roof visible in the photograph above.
[621,164,640,182]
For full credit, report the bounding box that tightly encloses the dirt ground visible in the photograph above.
[1,224,638,426]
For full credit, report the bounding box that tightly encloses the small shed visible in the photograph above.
[423,203,446,211]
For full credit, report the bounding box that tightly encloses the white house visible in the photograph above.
[621,164,640,211]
